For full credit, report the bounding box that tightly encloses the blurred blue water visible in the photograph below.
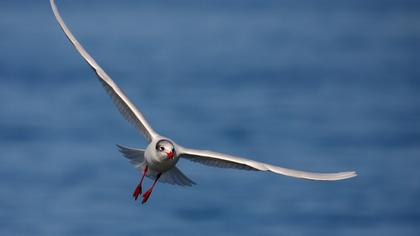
[1,0,420,235]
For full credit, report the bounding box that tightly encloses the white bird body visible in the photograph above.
[50,0,357,204]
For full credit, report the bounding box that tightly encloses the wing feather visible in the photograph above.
[179,147,357,181]
[50,0,157,142]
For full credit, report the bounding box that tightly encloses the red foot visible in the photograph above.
[142,189,153,204]
[141,172,161,205]
[132,184,142,200]
[133,166,148,201]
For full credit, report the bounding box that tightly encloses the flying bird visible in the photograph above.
[50,0,356,204]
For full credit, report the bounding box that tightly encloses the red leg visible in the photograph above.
[142,173,161,204]
[133,165,148,200]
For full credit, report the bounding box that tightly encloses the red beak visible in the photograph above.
[166,151,174,159]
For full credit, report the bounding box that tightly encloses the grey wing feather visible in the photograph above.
[179,147,357,181]
[183,154,256,171]
[50,0,157,143]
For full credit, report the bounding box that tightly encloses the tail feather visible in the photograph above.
[117,144,145,167]
[160,167,196,187]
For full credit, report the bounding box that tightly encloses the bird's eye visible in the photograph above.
[159,146,165,151]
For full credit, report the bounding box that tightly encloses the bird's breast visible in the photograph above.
[144,149,178,173]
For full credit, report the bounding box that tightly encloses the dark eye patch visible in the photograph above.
[155,139,173,151]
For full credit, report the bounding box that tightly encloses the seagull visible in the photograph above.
[50,0,357,204]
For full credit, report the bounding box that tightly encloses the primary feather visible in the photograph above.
[179,147,356,181]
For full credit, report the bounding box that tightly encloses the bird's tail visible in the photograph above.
[160,167,196,187]
[117,144,145,167]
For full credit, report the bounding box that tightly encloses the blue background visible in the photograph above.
[1,0,419,235]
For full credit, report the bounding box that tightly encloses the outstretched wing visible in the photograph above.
[178,147,357,181]
[50,0,157,142]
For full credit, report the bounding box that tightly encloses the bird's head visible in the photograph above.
[156,139,175,160]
